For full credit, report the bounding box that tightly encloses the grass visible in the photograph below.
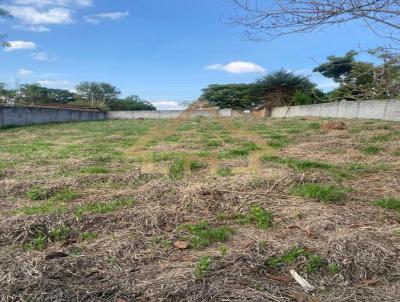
[373,197,400,211]
[189,160,207,171]
[81,166,110,174]
[169,159,185,180]
[81,231,98,241]
[26,186,50,201]
[52,190,79,202]
[182,221,234,249]
[265,246,307,269]
[217,167,233,177]
[194,255,212,279]
[261,155,333,171]
[235,204,273,229]
[362,145,382,155]
[218,142,259,159]
[75,198,136,218]
[292,183,346,203]
[20,201,66,215]
[49,226,71,241]
[265,246,325,274]
[23,232,47,251]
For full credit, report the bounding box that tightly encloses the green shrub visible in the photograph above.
[292,183,346,203]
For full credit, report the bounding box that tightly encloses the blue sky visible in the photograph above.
[0,0,389,109]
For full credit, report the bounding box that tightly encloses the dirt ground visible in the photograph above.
[0,117,399,302]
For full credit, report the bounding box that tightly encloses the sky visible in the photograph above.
[0,0,391,109]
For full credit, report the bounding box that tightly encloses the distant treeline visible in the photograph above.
[201,49,400,110]
[0,81,156,111]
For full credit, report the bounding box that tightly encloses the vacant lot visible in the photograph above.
[1,117,400,302]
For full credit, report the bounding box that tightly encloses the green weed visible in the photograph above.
[261,156,332,170]
[75,198,136,217]
[373,197,400,211]
[190,160,207,171]
[183,221,234,249]
[169,159,185,180]
[292,183,346,203]
[217,167,233,177]
[306,254,324,273]
[81,231,98,241]
[26,186,49,201]
[328,263,341,274]
[81,166,109,174]
[20,201,66,215]
[24,232,47,251]
[362,145,382,155]
[235,204,273,229]
[49,226,71,241]
[194,255,212,279]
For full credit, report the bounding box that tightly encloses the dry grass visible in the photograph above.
[0,117,400,301]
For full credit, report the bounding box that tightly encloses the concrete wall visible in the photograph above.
[107,109,239,119]
[0,105,106,128]
[271,99,400,122]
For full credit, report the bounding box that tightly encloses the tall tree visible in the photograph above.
[0,3,10,48]
[314,50,400,100]
[18,84,75,104]
[231,0,400,42]
[201,84,263,109]
[109,95,156,111]
[256,70,319,107]
[75,82,120,105]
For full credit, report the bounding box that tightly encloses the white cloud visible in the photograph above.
[150,100,187,110]
[12,24,51,32]
[31,51,57,61]
[17,69,34,77]
[13,0,92,7]
[5,41,37,51]
[205,61,266,74]
[3,5,73,25]
[84,11,130,24]
[37,80,72,89]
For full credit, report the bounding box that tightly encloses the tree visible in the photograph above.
[256,70,321,107]
[231,0,400,42]
[75,82,120,105]
[109,95,156,111]
[201,83,263,109]
[18,84,75,104]
[0,83,16,104]
[314,49,400,100]
[19,84,50,104]
[0,4,10,48]
[313,51,357,82]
